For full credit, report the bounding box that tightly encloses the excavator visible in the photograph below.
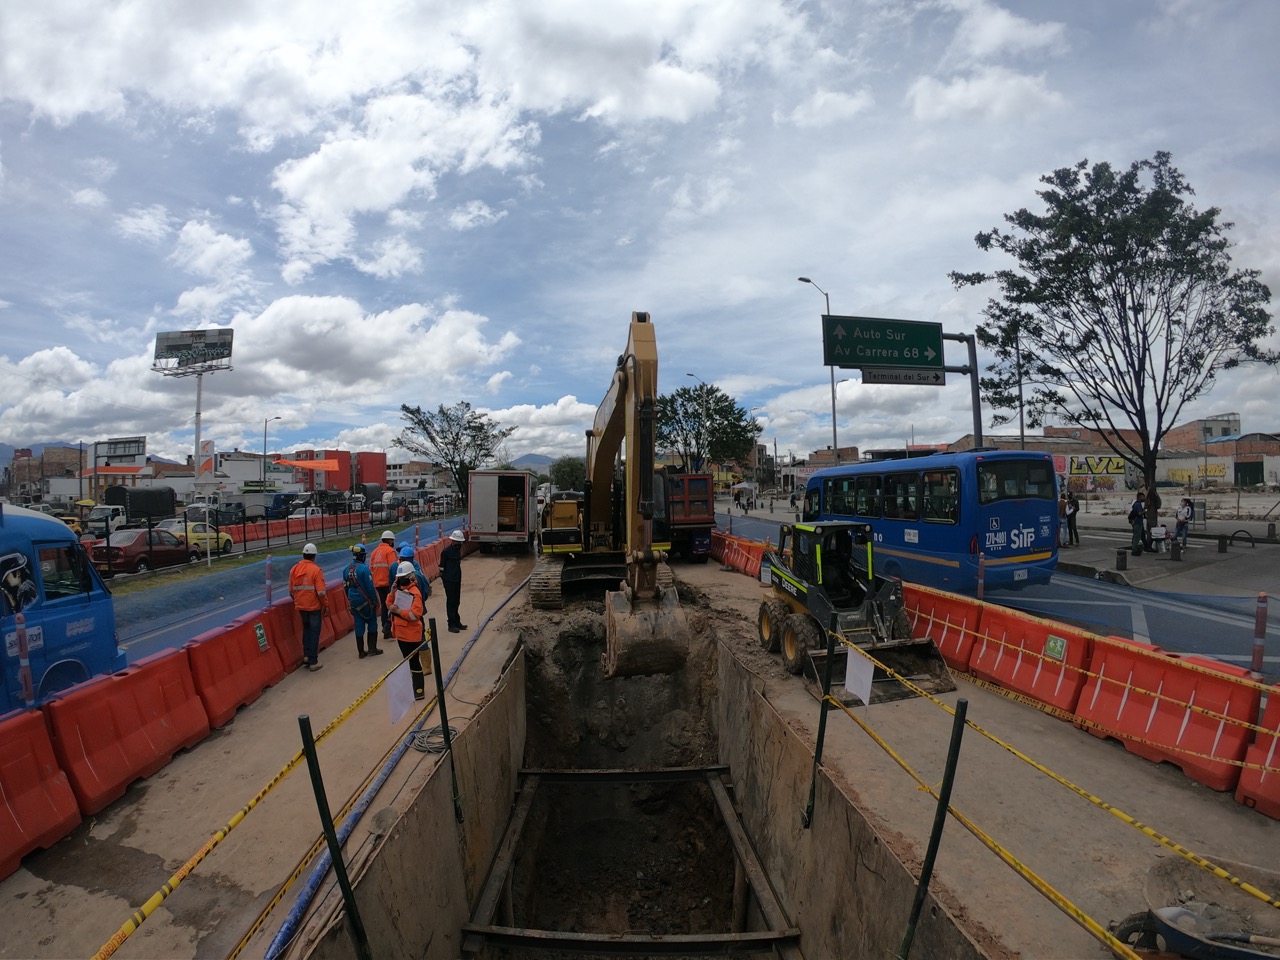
[531,312,690,678]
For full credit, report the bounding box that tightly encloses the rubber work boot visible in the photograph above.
[357,638,367,659]
[368,647,384,656]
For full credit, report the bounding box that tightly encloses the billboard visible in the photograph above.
[153,329,234,369]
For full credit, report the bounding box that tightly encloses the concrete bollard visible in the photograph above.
[1171,541,1182,562]
[1115,549,1127,572]
[1218,535,1228,553]
[1269,522,1276,541]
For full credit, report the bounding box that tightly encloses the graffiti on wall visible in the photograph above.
[1068,455,1127,476]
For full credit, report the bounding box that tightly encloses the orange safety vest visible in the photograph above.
[370,542,397,588]
[288,559,328,612]
[387,582,424,643]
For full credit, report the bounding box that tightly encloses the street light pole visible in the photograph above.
[263,416,281,486]
[798,277,839,465]
[685,373,709,473]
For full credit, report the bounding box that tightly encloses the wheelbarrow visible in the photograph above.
[1113,856,1280,959]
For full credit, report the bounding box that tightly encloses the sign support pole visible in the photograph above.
[942,332,983,447]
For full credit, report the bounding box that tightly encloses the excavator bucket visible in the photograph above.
[603,579,690,678]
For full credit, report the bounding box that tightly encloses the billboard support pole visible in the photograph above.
[193,372,203,494]
[942,332,983,447]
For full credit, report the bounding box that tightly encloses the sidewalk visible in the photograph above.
[716,496,1280,600]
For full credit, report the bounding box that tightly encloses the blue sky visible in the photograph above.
[2,0,1278,466]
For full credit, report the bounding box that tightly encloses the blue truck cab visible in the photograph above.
[1,503,125,714]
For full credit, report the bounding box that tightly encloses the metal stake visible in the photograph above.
[297,715,372,960]
[428,618,465,823]
[897,698,968,959]
[803,623,839,829]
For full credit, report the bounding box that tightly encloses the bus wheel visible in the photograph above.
[781,614,818,675]
[757,599,789,653]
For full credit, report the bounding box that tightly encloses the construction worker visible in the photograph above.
[441,528,467,633]
[343,545,384,659]
[288,543,328,672]
[387,560,429,700]
[397,544,432,606]
[370,530,398,642]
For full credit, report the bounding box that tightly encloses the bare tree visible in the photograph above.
[951,152,1276,507]
[393,401,515,507]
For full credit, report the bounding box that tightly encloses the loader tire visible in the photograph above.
[781,614,819,675]
[892,609,914,641]
[757,599,790,653]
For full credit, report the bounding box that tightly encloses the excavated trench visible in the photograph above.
[475,601,786,959]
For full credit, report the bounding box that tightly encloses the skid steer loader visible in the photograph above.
[757,521,955,704]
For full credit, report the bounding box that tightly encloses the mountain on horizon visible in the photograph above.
[510,453,553,470]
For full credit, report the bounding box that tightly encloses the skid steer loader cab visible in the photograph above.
[757,520,955,705]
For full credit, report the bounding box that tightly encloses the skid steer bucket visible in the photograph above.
[804,586,955,704]
[806,639,955,705]
[603,578,690,678]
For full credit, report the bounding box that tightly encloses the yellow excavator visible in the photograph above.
[532,312,691,678]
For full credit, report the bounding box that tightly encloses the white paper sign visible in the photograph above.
[843,648,876,707]
[387,659,416,724]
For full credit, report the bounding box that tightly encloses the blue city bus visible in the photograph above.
[801,449,1059,594]
[1,503,125,715]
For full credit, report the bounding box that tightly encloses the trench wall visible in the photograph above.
[307,649,526,960]
[716,649,986,960]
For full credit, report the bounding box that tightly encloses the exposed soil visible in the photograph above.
[494,594,744,959]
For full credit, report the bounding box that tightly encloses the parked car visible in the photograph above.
[91,528,200,574]
[155,519,233,555]
[288,507,323,521]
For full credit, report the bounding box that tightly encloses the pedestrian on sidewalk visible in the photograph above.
[1174,498,1193,547]
[343,545,384,658]
[441,528,468,633]
[1065,492,1080,546]
[289,542,328,671]
[387,560,428,700]
[1058,492,1069,546]
[1128,491,1146,556]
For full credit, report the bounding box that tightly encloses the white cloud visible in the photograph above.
[449,200,509,231]
[116,204,172,243]
[71,188,108,208]
[907,66,1066,122]
[942,0,1067,65]
[783,89,874,128]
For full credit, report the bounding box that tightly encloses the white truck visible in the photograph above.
[467,471,535,553]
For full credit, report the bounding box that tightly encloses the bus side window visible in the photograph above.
[854,476,881,517]
[923,470,958,523]
[802,487,821,522]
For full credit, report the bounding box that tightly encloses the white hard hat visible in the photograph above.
[381,530,395,540]
[303,542,317,555]
[396,561,415,578]
[449,528,465,542]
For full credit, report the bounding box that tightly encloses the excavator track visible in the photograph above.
[529,554,563,609]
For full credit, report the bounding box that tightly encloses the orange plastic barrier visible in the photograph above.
[45,649,211,815]
[325,582,353,645]
[1236,686,1280,819]
[901,584,982,672]
[0,709,81,880]
[186,613,287,728]
[1074,638,1260,792]
[268,597,304,673]
[710,532,726,563]
[970,606,1093,714]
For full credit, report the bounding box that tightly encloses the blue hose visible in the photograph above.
[264,575,530,959]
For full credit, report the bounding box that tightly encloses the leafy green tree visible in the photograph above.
[393,401,515,507]
[657,384,760,472]
[549,455,586,491]
[951,152,1275,500]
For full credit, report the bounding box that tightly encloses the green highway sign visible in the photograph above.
[822,315,944,370]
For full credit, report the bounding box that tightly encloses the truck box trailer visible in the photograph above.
[468,471,535,553]
[664,471,715,562]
